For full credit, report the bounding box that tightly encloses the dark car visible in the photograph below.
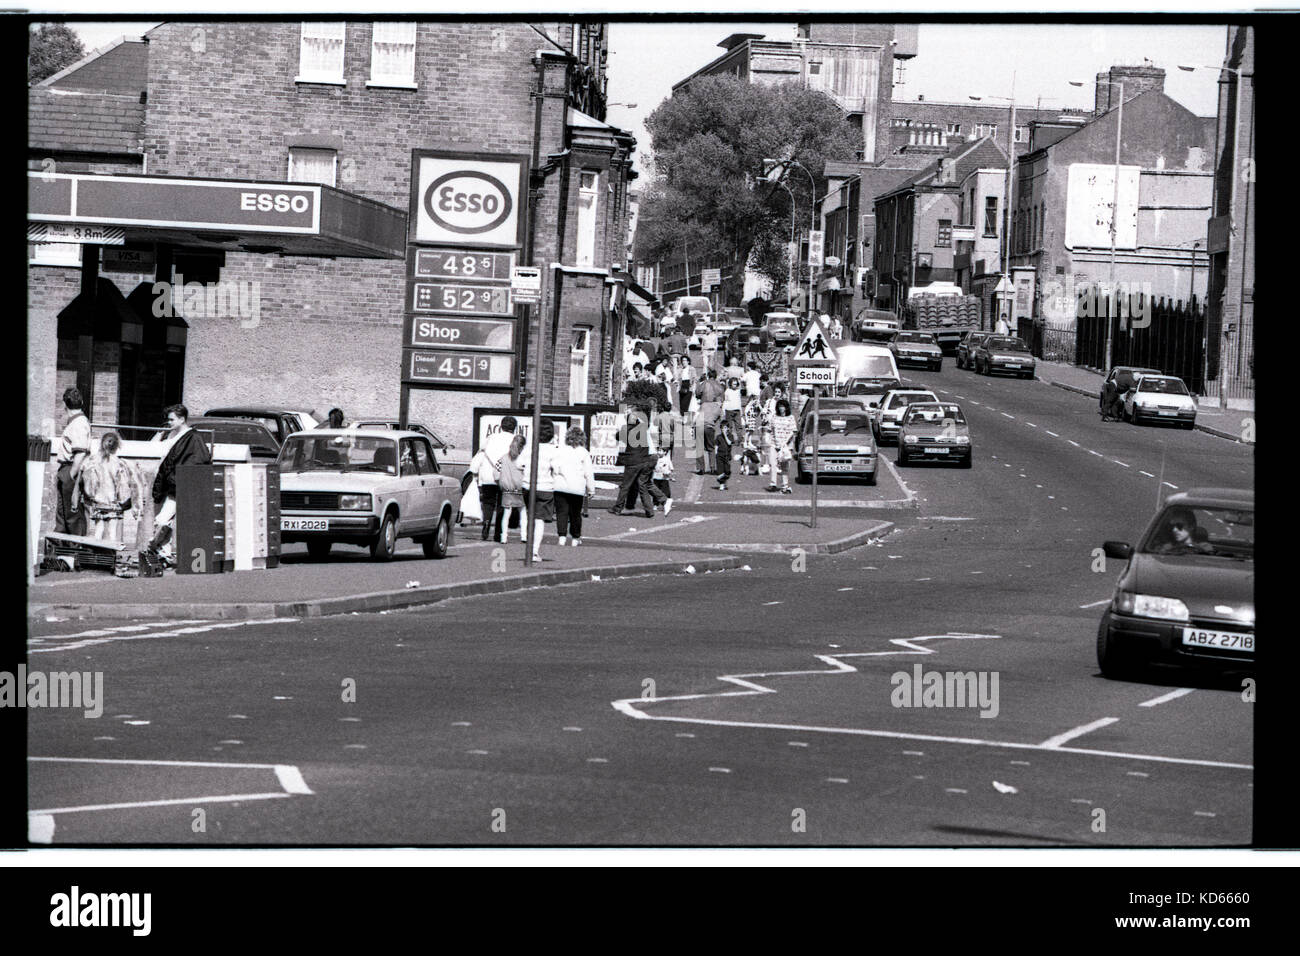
[1099,366,1161,415]
[185,417,281,459]
[851,308,900,343]
[896,402,972,467]
[763,311,801,346]
[205,406,317,446]
[973,335,1036,378]
[1096,488,1254,680]
[889,330,944,371]
[955,331,989,370]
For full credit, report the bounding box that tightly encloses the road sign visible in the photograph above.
[701,267,721,288]
[791,314,838,365]
[796,365,836,386]
[808,230,824,270]
[511,265,542,303]
[27,222,124,245]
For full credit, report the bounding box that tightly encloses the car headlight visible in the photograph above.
[1114,591,1190,622]
[954,436,970,444]
[903,435,918,444]
[339,493,373,511]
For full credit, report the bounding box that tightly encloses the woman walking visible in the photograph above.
[520,418,559,560]
[762,398,797,494]
[553,426,596,547]
[495,433,528,544]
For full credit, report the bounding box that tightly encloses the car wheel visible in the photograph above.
[934,362,943,372]
[370,511,398,561]
[1097,627,1141,681]
[306,539,332,560]
[422,513,451,559]
[1183,421,1196,430]
[896,450,908,466]
[864,470,877,486]
[959,452,972,469]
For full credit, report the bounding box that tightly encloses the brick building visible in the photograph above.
[28,21,640,453]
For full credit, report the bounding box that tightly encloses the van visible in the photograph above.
[833,343,901,407]
[671,296,713,316]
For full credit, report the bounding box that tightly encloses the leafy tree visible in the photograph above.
[29,23,86,84]
[634,74,859,304]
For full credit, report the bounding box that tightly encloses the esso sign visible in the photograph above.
[424,171,513,235]
[239,192,311,214]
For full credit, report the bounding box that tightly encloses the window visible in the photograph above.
[1014,125,1029,143]
[575,170,599,267]
[29,242,82,267]
[288,147,337,186]
[975,123,997,139]
[369,22,416,87]
[946,123,962,135]
[809,61,822,75]
[984,197,998,237]
[936,220,952,248]
[298,22,346,84]
[570,327,591,405]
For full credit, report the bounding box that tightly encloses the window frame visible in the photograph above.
[575,169,600,267]
[29,241,83,267]
[287,146,338,187]
[366,21,418,89]
[296,22,347,86]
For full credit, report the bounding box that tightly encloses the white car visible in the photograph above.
[872,388,940,444]
[278,429,461,561]
[1122,374,1197,428]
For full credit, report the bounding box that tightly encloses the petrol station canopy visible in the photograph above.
[28,171,408,259]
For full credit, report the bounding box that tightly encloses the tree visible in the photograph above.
[29,23,86,84]
[634,74,859,304]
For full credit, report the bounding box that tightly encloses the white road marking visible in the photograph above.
[788,741,808,747]
[563,726,583,732]
[1070,798,1092,805]
[31,793,293,815]
[466,749,489,755]
[611,639,1252,770]
[28,814,55,843]
[1138,687,1194,708]
[603,515,720,541]
[1139,471,1155,478]
[1162,482,1178,489]
[30,618,299,654]
[992,781,1018,794]
[969,571,983,574]
[945,788,968,794]
[1001,412,1014,419]
[451,721,471,726]
[1194,811,1217,818]
[1045,430,1059,437]
[708,767,731,774]
[31,620,212,640]
[1127,771,1150,778]
[837,587,854,591]
[586,757,608,764]
[1010,760,1031,766]
[1112,460,1130,467]
[675,733,695,738]
[1068,440,1080,447]
[826,777,849,784]
[903,750,924,756]
[764,601,783,605]
[1078,599,1111,609]
[1040,717,1119,749]
[274,765,313,794]
[1088,450,1103,457]
[1026,422,1037,428]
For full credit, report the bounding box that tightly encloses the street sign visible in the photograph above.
[510,265,542,303]
[701,267,721,288]
[796,365,836,386]
[792,314,838,365]
[27,222,124,245]
[808,230,824,270]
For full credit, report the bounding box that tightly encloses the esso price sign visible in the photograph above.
[414,153,524,246]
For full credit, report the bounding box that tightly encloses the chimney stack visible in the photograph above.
[1095,64,1166,115]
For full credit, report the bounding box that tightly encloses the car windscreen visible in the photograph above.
[886,392,937,409]
[897,332,935,344]
[841,355,897,379]
[986,337,1028,351]
[1139,505,1253,559]
[808,415,872,438]
[1137,377,1189,395]
[903,404,966,425]
[279,434,397,474]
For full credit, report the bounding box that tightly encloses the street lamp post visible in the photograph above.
[785,159,818,322]
[773,178,797,303]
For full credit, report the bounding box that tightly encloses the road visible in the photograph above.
[26,365,1255,845]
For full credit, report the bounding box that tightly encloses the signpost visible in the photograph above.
[790,315,839,529]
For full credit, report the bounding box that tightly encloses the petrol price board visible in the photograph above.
[404,348,514,387]
[404,314,515,351]
[411,281,513,316]
[413,248,514,282]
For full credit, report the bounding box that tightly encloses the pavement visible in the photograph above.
[1032,360,1252,444]
[28,505,897,622]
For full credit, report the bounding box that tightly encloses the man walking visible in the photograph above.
[694,369,725,475]
[477,416,517,540]
[147,404,211,566]
[54,387,92,536]
[610,402,668,517]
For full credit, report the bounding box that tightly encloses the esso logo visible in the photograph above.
[424,171,513,234]
[239,192,311,214]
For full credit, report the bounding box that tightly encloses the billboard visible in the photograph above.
[1065,163,1139,251]
[412,152,527,248]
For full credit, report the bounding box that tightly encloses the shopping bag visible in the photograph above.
[460,475,483,524]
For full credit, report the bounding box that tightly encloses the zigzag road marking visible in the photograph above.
[29,618,299,654]
[611,634,1252,770]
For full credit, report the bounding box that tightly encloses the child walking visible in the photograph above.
[495,433,527,544]
[74,431,140,543]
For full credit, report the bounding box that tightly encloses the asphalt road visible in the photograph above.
[26,366,1254,845]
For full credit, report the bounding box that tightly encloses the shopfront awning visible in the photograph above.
[28,171,407,259]
[817,276,842,293]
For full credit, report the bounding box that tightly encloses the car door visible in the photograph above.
[398,437,437,533]
[414,438,456,527]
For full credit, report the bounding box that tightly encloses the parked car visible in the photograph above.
[973,335,1036,377]
[871,388,941,444]
[205,406,318,446]
[351,419,454,454]
[185,417,281,459]
[277,429,460,561]
[852,308,900,342]
[1099,366,1162,415]
[1121,374,1197,428]
[889,330,944,371]
[955,331,990,370]
[728,325,772,354]
[896,402,972,468]
[763,311,801,346]
[1096,488,1254,679]
[795,409,877,484]
[796,396,873,432]
[836,343,901,397]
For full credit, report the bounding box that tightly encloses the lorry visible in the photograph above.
[903,283,984,352]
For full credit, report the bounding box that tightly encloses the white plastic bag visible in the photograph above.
[460,475,483,523]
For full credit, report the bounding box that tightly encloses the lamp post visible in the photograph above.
[785,159,818,321]
[773,179,797,303]
[969,77,1024,334]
